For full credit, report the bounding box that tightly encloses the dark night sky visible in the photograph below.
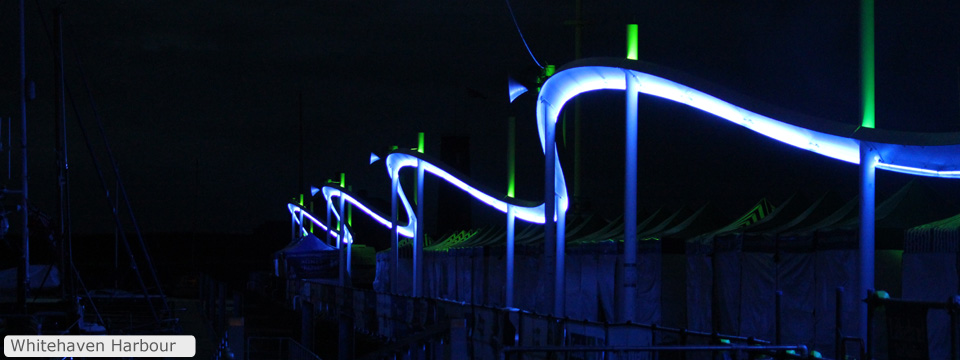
[1,1,959,236]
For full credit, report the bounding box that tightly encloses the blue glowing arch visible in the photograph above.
[538,58,960,179]
[290,149,544,244]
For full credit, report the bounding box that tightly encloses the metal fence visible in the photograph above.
[865,291,960,360]
[246,336,322,360]
[501,345,810,360]
[287,279,794,360]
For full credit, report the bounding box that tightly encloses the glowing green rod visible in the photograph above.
[861,0,875,128]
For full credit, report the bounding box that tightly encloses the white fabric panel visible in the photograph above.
[777,251,816,347]
[635,249,662,325]
[739,252,776,341]
[686,252,713,332]
[713,249,742,335]
[661,253,687,329]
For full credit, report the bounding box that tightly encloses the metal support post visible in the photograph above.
[414,159,424,297]
[556,205,566,317]
[339,192,347,287]
[300,299,314,353]
[325,201,332,245]
[866,290,875,360]
[622,70,639,323]
[506,205,516,308]
[836,286,844,359]
[391,171,400,294]
[951,295,959,360]
[543,103,557,315]
[859,143,877,350]
[298,207,304,238]
[338,292,354,360]
[776,290,782,346]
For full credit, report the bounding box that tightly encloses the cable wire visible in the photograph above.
[504,0,544,69]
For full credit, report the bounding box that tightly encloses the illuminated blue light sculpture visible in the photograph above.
[536,59,960,179]
[289,57,960,318]
[535,58,960,316]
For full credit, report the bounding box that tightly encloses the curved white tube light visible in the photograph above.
[537,59,960,182]
[385,151,546,223]
[287,149,546,244]
[288,202,340,241]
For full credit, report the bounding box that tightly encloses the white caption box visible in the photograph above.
[4,335,196,358]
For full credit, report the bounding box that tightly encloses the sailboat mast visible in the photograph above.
[54,6,73,298]
[17,0,31,312]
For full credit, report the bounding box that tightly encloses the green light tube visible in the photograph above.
[418,132,425,153]
[861,0,875,128]
[626,24,638,60]
[507,116,516,198]
[338,173,345,230]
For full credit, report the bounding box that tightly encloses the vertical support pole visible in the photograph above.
[325,200,332,245]
[543,100,557,315]
[859,0,876,348]
[622,69,639,323]
[776,290,782,344]
[345,188,352,288]
[556,202,566,317]
[298,202,305,239]
[290,212,296,245]
[506,205,516,308]
[339,191,347,287]
[17,0,30,312]
[345,230,352,288]
[338,289,354,360]
[859,143,877,349]
[414,158,424,297]
[836,286,845,359]
[390,170,400,294]
[300,299,314,352]
[950,295,958,360]
[55,7,70,299]
[506,117,516,308]
[866,291,875,360]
